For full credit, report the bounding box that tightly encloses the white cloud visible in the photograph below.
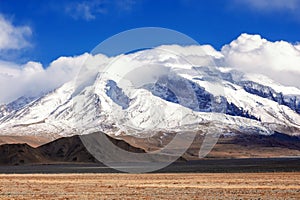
[234,0,300,11]
[221,33,300,87]
[0,53,91,104]
[64,0,137,21]
[65,1,105,21]
[115,0,137,12]
[0,15,31,50]
[158,44,223,67]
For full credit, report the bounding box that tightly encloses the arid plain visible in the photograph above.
[0,173,299,199]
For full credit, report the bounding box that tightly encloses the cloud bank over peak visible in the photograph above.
[0,53,90,104]
[221,33,300,87]
[158,44,223,67]
[0,33,300,104]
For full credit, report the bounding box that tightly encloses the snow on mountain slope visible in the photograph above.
[0,96,38,118]
[0,46,299,139]
[243,73,300,95]
[0,81,75,138]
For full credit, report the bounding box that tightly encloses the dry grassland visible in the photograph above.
[0,173,299,199]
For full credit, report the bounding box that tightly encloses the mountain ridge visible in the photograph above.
[0,46,299,145]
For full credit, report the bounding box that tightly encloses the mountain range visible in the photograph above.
[0,45,300,162]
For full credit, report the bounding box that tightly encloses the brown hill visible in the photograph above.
[0,131,299,166]
[0,132,146,166]
[38,134,97,163]
[0,143,45,165]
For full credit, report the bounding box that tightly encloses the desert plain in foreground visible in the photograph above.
[0,172,299,199]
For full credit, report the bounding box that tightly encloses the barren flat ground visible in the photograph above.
[0,173,299,199]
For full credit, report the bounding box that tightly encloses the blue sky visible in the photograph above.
[1,0,300,66]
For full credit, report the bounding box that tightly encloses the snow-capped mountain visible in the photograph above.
[0,46,300,140]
